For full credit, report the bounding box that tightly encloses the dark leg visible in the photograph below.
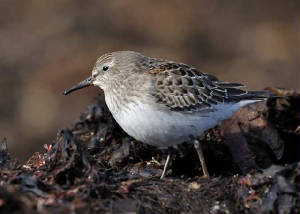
[193,139,210,178]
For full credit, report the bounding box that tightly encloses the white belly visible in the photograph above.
[107,100,256,148]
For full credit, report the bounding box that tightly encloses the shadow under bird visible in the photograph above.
[64,51,271,179]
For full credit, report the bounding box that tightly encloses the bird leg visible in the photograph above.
[193,139,210,178]
[160,154,171,179]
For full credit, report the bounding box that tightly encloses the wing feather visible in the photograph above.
[148,62,263,113]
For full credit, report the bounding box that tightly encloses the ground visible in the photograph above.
[0,89,299,214]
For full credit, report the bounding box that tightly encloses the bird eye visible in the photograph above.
[102,66,109,71]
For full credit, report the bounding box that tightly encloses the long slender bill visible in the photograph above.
[63,76,93,95]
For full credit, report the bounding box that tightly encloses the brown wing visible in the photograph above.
[149,62,248,112]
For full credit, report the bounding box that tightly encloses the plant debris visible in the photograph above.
[0,90,299,213]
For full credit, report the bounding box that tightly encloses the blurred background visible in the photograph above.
[0,0,299,162]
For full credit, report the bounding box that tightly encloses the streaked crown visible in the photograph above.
[91,51,148,89]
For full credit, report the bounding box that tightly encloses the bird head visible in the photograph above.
[63,51,146,95]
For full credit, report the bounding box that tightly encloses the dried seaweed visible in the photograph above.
[0,91,299,213]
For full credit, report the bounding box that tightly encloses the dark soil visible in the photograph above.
[0,89,299,214]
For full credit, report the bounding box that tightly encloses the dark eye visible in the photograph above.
[103,66,109,71]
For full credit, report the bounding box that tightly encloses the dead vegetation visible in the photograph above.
[0,91,299,213]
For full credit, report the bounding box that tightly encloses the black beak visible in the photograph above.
[63,76,93,95]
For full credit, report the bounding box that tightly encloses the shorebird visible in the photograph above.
[64,51,270,179]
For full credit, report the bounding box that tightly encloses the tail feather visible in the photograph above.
[243,90,273,100]
[217,82,245,88]
[216,80,274,103]
[226,90,273,104]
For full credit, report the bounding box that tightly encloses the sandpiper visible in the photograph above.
[64,51,270,179]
